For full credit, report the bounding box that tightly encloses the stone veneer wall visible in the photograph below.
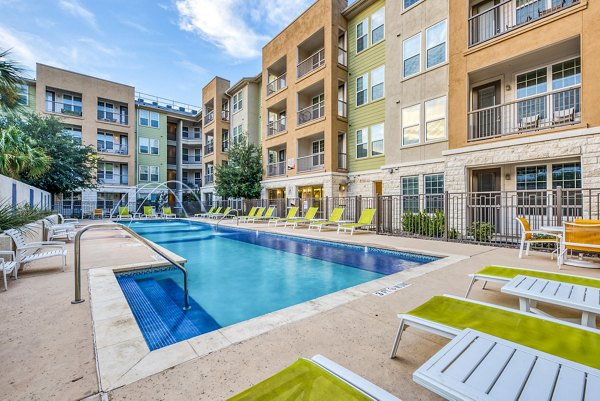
[262,172,348,198]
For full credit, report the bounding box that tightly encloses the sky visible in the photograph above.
[0,0,327,107]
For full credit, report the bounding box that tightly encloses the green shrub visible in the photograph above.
[0,199,51,231]
[469,221,495,242]
[402,210,445,238]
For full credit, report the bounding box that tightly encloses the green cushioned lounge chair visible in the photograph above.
[143,206,158,218]
[195,206,215,217]
[337,208,376,235]
[284,207,319,228]
[268,207,299,227]
[308,207,345,232]
[240,207,263,222]
[249,206,277,223]
[162,207,176,219]
[228,355,400,401]
[390,294,600,371]
[465,265,600,298]
[117,206,132,220]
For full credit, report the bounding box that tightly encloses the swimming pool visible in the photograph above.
[116,220,437,350]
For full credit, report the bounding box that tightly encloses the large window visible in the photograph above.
[403,33,421,78]
[139,137,149,154]
[150,138,159,155]
[138,166,148,181]
[402,176,419,213]
[517,165,548,215]
[356,19,368,53]
[97,101,114,120]
[17,84,28,105]
[150,166,159,182]
[64,126,82,144]
[517,67,548,121]
[63,93,82,114]
[425,174,444,212]
[371,66,384,101]
[425,96,447,141]
[232,125,244,145]
[221,129,229,152]
[371,7,385,44]
[426,20,447,68]
[233,91,243,113]
[553,162,582,215]
[139,109,149,126]
[403,0,421,10]
[356,74,368,106]
[97,163,114,181]
[371,123,384,156]
[97,132,114,152]
[150,111,159,128]
[402,104,420,145]
[356,128,368,159]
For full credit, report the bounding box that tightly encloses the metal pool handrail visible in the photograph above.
[71,223,190,310]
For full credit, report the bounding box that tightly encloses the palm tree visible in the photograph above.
[0,49,25,112]
[0,125,51,179]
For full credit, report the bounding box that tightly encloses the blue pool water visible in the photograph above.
[116,220,437,350]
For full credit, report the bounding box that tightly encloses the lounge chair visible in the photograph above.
[117,206,133,220]
[210,207,231,219]
[268,207,299,227]
[143,206,158,218]
[515,217,560,260]
[162,207,176,219]
[465,265,600,298]
[228,355,401,401]
[308,207,345,231]
[44,217,77,241]
[237,207,258,222]
[0,250,17,290]
[284,207,319,228]
[58,213,79,225]
[3,229,67,273]
[248,206,276,223]
[240,207,264,222]
[337,208,376,235]
[389,294,600,371]
[195,207,215,218]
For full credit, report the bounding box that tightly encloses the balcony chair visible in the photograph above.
[519,114,540,130]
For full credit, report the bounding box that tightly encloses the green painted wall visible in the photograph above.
[26,83,36,112]
[136,106,168,187]
[347,0,386,173]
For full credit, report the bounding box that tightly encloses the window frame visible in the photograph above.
[17,84,28,106]
[138,137,150,154]
[403,0,423,12]
[424,95,447,142]
[355,128,368,159]
[150,111,159,128]
[370,123,384,157]
[425,20,447,69]
[424,174,445,213]
[149,166,159,182]
[403,33,421,78]
[356,18,369,54]
[138,165,149,182]
[402,103,421,146]
[150,138,159,155]
[371,7,385,45]
[356,73,369,107]
[370,66,385,101]
[139,109,149,126]
[401,175,420,213]
[233,91,243,113]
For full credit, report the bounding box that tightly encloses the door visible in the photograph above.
[120,165,128,185]
[312,139,324,168]
[473,81,501,139]
[120,135,128,154]
[45,90,55,112]
[120,106,128,124]
[470,168,501,233]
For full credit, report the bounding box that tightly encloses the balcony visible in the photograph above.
[221,110,230,122]
[204,111,214,125]
[97,174,129,186]
[266,73,287,97]
[297,152,325,173]
[204,174,214,185]
[468,86,581,141]
[337,100,347,118]
[97,109,128,125]
[183,158,202,167]
[298,101,324,126]
[338,47,347,67]
[468,0,579,47]
[297,48,325,79]
[183,180,202,189]
[45,100,82,117]
[204,142,214,155]
[338,152,347,170]
[267,118,287,137]
[97,143,128,155]
[266,161,286,177]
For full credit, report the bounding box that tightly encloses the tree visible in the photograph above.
[0,49,24,112]
[1,112,98,194]
[0,125,51,179]
[215,139,262,199]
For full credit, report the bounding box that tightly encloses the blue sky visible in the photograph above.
[0,0,324,107]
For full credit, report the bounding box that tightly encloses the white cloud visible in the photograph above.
[58,0,98,30]
[174,0,312,59]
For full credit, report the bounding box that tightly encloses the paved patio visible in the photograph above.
[1,219,598,401]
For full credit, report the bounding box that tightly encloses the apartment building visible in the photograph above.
[200,77,231,204]
[226,74,263,149]
[261,0,350,202]
[34,63,137,213]
[447,0,600,228]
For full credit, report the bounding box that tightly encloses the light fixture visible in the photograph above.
[339,183,347,192]
[505,84,511,91]
[505,173,511,181]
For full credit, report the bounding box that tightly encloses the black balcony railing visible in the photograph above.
[46,100,82,117]
[97,143,128,155]
[97,110,128,124]
[267,118,287,137]
[297,48,325,79]
[204,111,214,125]
[297,101,325,125]
[204,174,214,184]
[266,161,286,177]
[266,73,287,96]
[204,142,214,155]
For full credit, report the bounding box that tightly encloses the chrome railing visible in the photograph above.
[204,111,214,125]
[266,161,286,177]
[204,174,214,184]
[266,73,287,96]
[97,110,128,125]
[338,100,347,118]
[267,118,287,136]
[338,47,347,66]
[338,152,347,170]
[72,223,190,310]
[297,48,325,79]
[297,100,325,125]
[46,100,82,117]
[204,142,214,155]
[297,152,325,173]
[97,143,128,155]
[468,0,579,46]
[468,86,581,141]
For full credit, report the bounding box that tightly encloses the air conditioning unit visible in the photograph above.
[287,158,295,169]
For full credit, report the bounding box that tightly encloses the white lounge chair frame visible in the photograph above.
[4,229,67,272]
[0,250,17,290]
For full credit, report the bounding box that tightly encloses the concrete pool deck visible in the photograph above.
[1,218,599,400]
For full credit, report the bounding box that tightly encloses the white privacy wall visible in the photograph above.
[0,174,52,209]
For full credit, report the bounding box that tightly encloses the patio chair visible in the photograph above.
[228,355,401,401]
[210,207,231,219]
[92,209,104,219]
[195,206,215,217]
[267,207,299,227]
[559,222,600,268]
[58,213,79,225]
[519,114,540,130]
[389,294,600,372]
[44,217,77,241]
[308,207,345,231]
[237,207,259,222]
[284,207,319,228]
[3,229,67,273]
[240,207,264,222]
[0,250,17,291]
[337,208,376,235]
[162,207,176,219]
[248,206,276,223]
[553,107,575,125]
[117,206,133,220]
[143,206,158,218]
[465,265,600,298]
[515,217,561,259]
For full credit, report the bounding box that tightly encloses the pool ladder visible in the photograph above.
[71,223,190,310]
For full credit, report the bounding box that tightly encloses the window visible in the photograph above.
[403,0,421,10]
[139,109,149,126]
[63,93,82,114]
[402,104,420,145]
[233,91,243,113]
[371,7,385,45]
[97,132,115,152]
[97,101,114,121]
[403,33,421,78]
[517,165,548,214]
[552,57,581,115]
[139,137,149,154]
[371,123,384,156]
[64,126,82,144]
[97,163,114,181]
[150,111,159,128]
[371,66,384,101]
[356,128,368,159]
[232,125,244,145]
[221,129,229,152]
[553,162,582,215]
[356,74,368,106]
[182,125,189,138]
[517,67,548,121]
[138,166,149,181]
[150,139,159,155]
[356,19,368,53]
[193,125,201,139]
[424,174,444,212]
[425,96,447,141]
[17,84,28,105]
[426,20,447,68]
[402,176,419,213]
[150,166,159,182]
